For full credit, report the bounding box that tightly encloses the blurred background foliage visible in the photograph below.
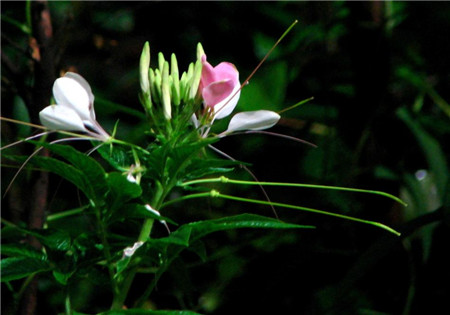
[1,1,449,314]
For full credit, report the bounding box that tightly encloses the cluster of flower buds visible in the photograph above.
[139,41,203,121]
[139,42,281,137]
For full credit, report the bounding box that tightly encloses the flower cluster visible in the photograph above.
[38,42,280,143]
[139,41,280,137]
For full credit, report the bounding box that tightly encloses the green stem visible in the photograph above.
[162,190,401,236]
[65,291,72,315]
[110,181,164,310]
[180,176,407,206]
[92,204,119,304]
[46,206,89,221]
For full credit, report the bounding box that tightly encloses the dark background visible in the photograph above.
[2,2,449,314]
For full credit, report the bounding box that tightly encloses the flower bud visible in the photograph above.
[171,53,181,106]
[196,42,205,61]
[161,61,171,119]
[139,41,150,94]
[190,58,202,101]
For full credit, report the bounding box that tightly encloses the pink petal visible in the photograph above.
[202,79,235,108]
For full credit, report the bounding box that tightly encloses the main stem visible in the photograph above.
[110,181,165,310]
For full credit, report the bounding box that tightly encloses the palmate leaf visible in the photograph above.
[4,154,97,202]
[106,172,143,214]
[144,214,313,251]
[97,142,137,172]
[6,141,109,203]
[35,142,108,201]
[0,243,47,260]
[134,214,314,300]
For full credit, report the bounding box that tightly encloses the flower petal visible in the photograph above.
[53,75,92,121]
[39,105,87,132]
[202,79,235,109]
[63,72,95,106]
[200,55,241,120]
[226,110,280,133]
[214,85,241,120]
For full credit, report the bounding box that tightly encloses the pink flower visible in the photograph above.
[199,55,241,120]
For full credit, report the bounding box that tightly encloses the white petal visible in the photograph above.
[226,110,280,133]
[53,76,92,121]
[63,72,95,104]
[39,105,87,132]
[214,85,241,120]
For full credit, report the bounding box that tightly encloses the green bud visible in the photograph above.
[171,53,181,106]
[151,68,162,105]
[139,42,152,112]
[158,52,165,73]
[189,58,202,101]
[179,71,187,103]
[184,62,194,101]
[196,42,205,60]
[139,42,150,94]
[161,61,171,120]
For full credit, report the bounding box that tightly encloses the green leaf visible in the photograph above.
[35,142,108,201]
[184,213,313,242]
[12,95,31,137]
[36,229,72,251]
[109,203,177,226]
[106,172,142,213]
[1,221,71,252]
[182,158,241,181]
[5,154,97,201]
[135,214,312,306]
[0,243,47,260]
[52,269,74,285]
[97,143,136,172]
[397,107,449,199]
[1,257,50,282]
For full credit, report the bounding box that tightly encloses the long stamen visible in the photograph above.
[3,146,44,198]
[0,131,53,151]
[233,130,318,148]
[2,136,102,198]
[214,20,298,117]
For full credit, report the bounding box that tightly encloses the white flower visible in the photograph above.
[39,72,109,140]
